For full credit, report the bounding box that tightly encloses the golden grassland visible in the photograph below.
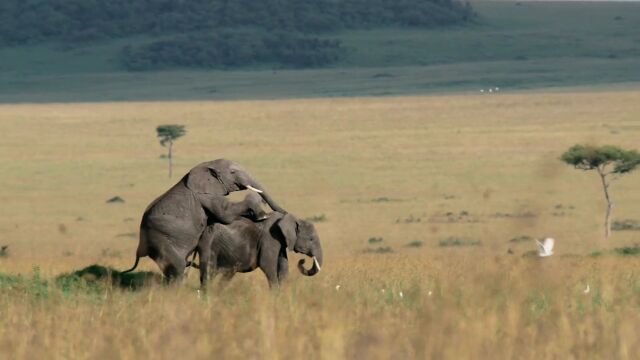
[0,91,639,359]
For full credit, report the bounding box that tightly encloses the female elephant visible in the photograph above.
[190,212,323,288]
[123,159,286,281]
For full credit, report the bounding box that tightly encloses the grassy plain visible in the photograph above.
[1,1,640,102]
[1,90,640,358]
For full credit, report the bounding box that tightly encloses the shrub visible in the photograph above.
[56,264,162,291]
[611,219,640,231]
[368,237,384,244]
[438,237,481,247]
[101,248,122,258]
[305,214,327,223]
[509,235,532,243]
[406,240,424,248]
[364,246,394,254]
[613,246,640,256]
[589,246,640,257]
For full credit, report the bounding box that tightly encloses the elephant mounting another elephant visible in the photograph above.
[122,159,322,288]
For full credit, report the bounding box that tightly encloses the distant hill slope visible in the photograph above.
[0,1,639,102]
[0,0,474,70]
[0,0,474,43]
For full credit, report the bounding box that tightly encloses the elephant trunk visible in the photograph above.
[297,246,323,277]
[247,179,287,213]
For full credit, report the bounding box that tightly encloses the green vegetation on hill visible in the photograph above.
[0,2,640,102]
[0,0,474,69]
[121,32,344,70]
[0,0,474,44]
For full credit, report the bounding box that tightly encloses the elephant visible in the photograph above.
[122,159,286,282]
[188,212,323,288]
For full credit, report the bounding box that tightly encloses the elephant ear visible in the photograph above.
[276,213,298,250]
[185,165,227,195]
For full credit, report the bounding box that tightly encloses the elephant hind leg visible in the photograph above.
[156,255,187,282]
[145,229,188,282]
[150,248,187,282]
[197,227,217,289]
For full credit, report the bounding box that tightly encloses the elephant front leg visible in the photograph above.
[277,249,289,284]
[197,194,266,224]
[260,246,281,289]
[262,267,280,289]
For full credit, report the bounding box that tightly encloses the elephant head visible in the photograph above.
[277,214,323,276]
[186,159,286,213]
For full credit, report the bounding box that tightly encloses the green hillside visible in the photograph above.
[0,0,474,70]
[1,1,640,102]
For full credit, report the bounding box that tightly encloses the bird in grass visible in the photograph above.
[536,237,554,257]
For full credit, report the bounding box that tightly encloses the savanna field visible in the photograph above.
[1,91,640,358]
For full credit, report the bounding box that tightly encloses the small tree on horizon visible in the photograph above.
[561,144,640,241]
[156,124,186,178]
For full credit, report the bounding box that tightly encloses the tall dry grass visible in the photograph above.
[0,91,639,358]
[2,256,640,359]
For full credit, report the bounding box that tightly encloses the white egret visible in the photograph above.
[536,237,554,257]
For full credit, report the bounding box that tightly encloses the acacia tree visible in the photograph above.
[156,124,186,178]
[561,144,640,241]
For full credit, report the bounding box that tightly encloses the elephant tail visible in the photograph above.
[122,228,148,274]
[121,256,140,274]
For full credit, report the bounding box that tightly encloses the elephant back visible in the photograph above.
[143,180,207,242]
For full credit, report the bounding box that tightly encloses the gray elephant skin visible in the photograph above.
[123,159,286,282]
[191,212,323,288]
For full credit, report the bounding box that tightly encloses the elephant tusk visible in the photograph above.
[246,185,263,193]
[313,256,321,272]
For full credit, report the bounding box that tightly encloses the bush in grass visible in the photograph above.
[611,219,640,231]
[305,214,327,223]
[438,237,481,247]
[509,235,532,243]
[56,264,161,291]
[364,246,394,254]
[406,240,424,248]
[368,237,384,244]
